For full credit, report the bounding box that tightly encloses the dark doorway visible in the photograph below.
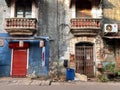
[76,0,92,17]
[75,42,94,77]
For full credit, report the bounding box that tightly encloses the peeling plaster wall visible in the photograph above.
[2,0,120,77]
[0,0,11,77]
[103,0,120,22]
[102,0,120,69]
[37,0,72,61]
[0,0,10,33]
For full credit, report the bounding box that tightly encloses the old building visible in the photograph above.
[0,0,120,79]
[103,0,120,69]
[0,0,49,77]
[67,0,120,78]
[68,0,102,77]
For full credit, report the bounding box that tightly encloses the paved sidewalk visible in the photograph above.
[0,78,51,86]
[1,77,120,86]
[51,80,120,86]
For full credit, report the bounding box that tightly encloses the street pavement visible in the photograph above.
[0,77,50,86]
[1,78,120,90]
[1,77,120,86]
[0,77,120,87]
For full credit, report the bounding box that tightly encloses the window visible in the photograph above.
[16,0,32,18]
[76,0,92,17]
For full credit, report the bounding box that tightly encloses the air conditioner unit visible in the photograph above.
[104,24,118,32]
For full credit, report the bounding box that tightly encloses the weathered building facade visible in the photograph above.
[0,0,50,77]
[68,0,120,77]
[68,0,102,77]
[102,0,120,69]
[0,0,120,78]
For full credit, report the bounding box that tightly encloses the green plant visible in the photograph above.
[117,71,120,76]
[114,70,120,76]
[99,74,109,82]
[103,62,115,73]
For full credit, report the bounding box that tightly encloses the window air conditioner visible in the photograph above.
[104,24,118,32]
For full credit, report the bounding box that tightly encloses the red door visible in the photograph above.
[12,49,27,77]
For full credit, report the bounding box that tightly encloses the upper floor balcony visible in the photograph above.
[5,18,37,36]
[70,18,101,36]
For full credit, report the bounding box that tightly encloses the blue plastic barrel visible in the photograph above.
[66,68,75,80]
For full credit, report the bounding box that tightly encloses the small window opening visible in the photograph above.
[15,0,32,18]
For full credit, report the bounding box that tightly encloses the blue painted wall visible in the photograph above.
[0,33,49,77]
[28,39,49,76]
[0,40,11,77]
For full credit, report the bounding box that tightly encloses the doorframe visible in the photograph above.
[75,42,96,77]
[10,48,29,76]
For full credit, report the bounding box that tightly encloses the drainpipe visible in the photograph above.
[57,0,59,60]
[57,0,60,78]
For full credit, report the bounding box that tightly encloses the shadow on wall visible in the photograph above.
[102,0,115,9]
[102,0,120,29]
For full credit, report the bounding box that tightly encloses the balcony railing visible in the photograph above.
[71,18,101,29]
[5,18,37,36]
[70,18,101,36]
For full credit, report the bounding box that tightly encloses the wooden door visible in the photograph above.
[75,44,94,77]
[12,49,27,77]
